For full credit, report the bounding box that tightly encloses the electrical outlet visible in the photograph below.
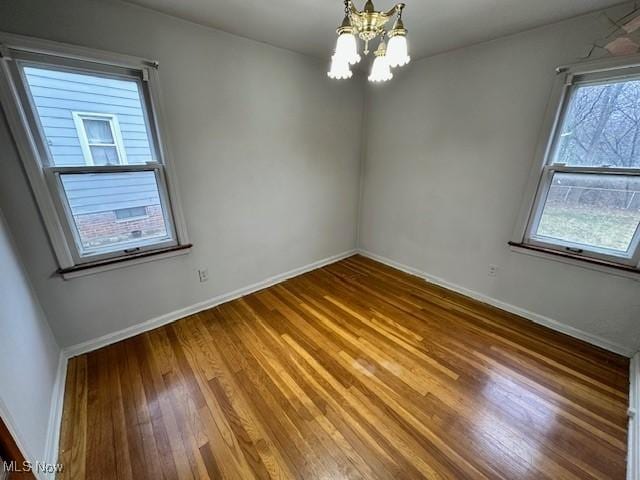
[198,268,209,283]
[488,264,498,277]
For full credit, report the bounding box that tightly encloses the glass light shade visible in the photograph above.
[334,33,361,65]
[327,55,353,80]
[386,35,410,68]
[368,55,393,82]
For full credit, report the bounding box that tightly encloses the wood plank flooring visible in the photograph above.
[58,255,630,479]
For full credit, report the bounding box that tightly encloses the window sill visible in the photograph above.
[57,243,192,280]
[508,242,640,281]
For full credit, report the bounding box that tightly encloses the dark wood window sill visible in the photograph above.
[508,241,640,275]
[57,243,192,277]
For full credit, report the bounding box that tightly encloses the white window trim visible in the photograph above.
[72,112,128,166]
[512,53,640,277]
[0,32,191,276]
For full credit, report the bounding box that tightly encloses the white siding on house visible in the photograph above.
[24,67,154,166]
[22,67,161,215]
[60,172,161,215]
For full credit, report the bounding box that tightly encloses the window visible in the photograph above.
[72,112,127,165]
[514,59,640,271]
[0,34,189,273]
[115,206,148,221]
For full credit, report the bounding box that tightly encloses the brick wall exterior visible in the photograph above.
[75,205,166,248]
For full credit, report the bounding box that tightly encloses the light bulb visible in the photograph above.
[328,55,353,80]
[368,55,393,82]
[334,32,361,65]
[386,35,410,68]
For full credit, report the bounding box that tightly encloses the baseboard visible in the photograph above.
[64,249,357,358]
[42,351,68,479]
[0,365,65,480]
[629,353,640,480]
[0,398,36,477]
[357,249,635,357]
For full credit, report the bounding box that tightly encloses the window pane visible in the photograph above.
[21,66,156,166]
[83,119,114,143]
[535,173,640,253]
[115,206,147,220]
[89,146,119,165]
[553,80,640,168]
[59,171,171,254]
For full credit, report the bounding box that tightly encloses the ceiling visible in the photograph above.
[125,0,626,61]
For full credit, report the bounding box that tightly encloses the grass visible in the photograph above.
[537,204,640,251]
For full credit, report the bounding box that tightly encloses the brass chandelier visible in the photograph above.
[328,0,410,82]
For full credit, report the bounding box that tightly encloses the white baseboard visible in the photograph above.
[64,249,357,358]
[0,358,65,480]
[0,398,36,476]
[629,353,640,480]
[42,351,68,479]
[357,249,635,357]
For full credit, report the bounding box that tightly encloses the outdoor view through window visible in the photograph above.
[531,77,640,260]
[21,66,173,257]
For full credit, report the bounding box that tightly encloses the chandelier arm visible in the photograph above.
[382,3,405,18]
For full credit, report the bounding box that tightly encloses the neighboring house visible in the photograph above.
[24,67,166,249]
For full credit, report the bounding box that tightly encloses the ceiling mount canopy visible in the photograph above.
[328,0,410,82]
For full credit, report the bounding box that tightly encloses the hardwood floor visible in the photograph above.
[58,255,630,479]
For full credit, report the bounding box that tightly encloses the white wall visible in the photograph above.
[2,0,638,358]
[359,4,640,355]
[0,206,61,464]
[0,0,365,348]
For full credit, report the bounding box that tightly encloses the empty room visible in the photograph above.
[1,0,640,478]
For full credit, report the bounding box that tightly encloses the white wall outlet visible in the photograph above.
[198,268,209,283]
[488,264,498,277]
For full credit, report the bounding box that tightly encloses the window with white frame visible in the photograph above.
[0,35,189,273]
[515,60,640,270]
[72,112,127,166]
